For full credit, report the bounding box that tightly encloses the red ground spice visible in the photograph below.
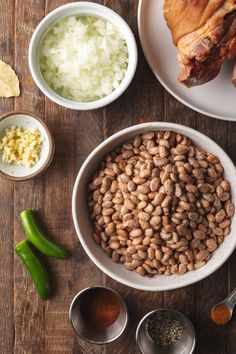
[211,305,231,325]
[80,288,122,330]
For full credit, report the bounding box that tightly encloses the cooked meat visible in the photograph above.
[232,62,236,85]
[164,0,236,87]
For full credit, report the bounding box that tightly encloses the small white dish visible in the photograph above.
[0,111,55,181]
[28,2,138,110]
[138,0,236,121]
[72,122,236,291]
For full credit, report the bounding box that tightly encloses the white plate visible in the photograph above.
[138,0,236,122]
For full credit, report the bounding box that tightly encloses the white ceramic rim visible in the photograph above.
[72,122,236,291]
[137,0,236,122]
[28,2,138,110]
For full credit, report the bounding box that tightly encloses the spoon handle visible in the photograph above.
[227,288,236,305]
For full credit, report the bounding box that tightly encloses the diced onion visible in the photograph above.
[39,15,129,102]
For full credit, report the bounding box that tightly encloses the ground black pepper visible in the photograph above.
[80,288,122,330]
[146,313,183,345]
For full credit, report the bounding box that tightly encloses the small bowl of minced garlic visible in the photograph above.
[0,111,55,181]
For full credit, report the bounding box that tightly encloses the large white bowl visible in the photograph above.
[28,2,137,110]
[72,122,236,291]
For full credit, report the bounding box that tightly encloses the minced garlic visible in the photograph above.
[0,126,42,167]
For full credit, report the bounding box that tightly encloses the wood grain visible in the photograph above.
[0,1,15,353]
[13,2,46,353]
[0,1,236,353]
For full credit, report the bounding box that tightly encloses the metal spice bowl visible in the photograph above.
[136,309,196,354]
[69,286,128,344]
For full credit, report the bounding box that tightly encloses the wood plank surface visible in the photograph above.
[0,1,236,354]
[0,2,15,353]
[13,2,46,353]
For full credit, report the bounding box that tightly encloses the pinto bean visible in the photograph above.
[88,131,233,278]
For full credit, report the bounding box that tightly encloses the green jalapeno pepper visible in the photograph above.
[15,240,50,300]
[20,209,70,258]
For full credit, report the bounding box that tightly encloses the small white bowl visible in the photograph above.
[28,2,138,110]
[72,122,236,291]
[0,111,55,181]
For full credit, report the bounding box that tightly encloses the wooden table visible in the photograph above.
[1,1,236,353]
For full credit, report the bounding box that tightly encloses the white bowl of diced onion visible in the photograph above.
[28,2,138,110]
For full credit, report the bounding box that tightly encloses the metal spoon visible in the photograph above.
[211,288,236,325]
